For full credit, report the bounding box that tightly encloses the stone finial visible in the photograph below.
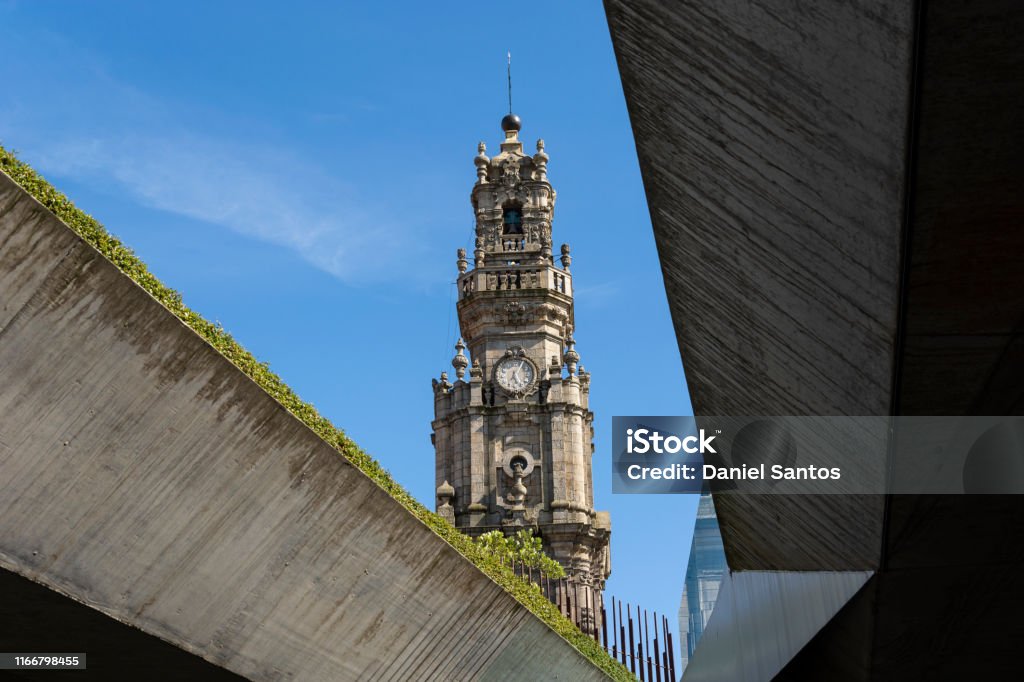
[440,371,452,391]
[452,338,469,379]
[534,139,549,181]
[563,336,580,376]
[456,247,468,274]
[437,480,455,523]
[437,479,455,502]
[474,235,485,268]
[469,357,483,379]
[506,459,527,510]
[474,142,490,184]
[560,243,572,270]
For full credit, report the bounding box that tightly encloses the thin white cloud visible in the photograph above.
[0,23,424,285]
[30,133,410,283]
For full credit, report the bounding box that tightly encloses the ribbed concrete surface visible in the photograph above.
[606,0,1024,679]
[604,0,912,418]
[0,170,606,681]
[603,0,911,574]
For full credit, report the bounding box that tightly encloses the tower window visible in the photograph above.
[503,207,523,235]
[509,455,528,474]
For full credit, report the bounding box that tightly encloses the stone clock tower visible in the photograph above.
[431,113,611,611]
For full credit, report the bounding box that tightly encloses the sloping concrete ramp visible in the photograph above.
[0,170,606,681]
[685,571,874,682]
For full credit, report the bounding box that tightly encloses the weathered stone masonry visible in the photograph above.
[431,114,611,610]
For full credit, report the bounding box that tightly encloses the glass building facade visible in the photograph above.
[678,492,727,676]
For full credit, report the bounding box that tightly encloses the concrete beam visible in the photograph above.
[0,170,607,681]
[605,0,1024,678]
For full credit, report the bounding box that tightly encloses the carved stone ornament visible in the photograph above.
[499,300,536,325]
[501,447,536,478]
[483,222,499,248]
[506,464,527,510]
[495,184,530,209]
[549,303,566,319]
[501,158,521,186]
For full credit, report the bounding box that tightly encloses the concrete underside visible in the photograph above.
[0,171,607,681]
[605,0,1024,679]
[0,567,244,680]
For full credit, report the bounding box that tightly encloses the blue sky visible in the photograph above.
[0,0,697,657]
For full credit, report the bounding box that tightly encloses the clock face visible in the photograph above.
[495,356,536,393]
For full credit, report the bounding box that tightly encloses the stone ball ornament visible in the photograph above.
[501,113,522,132]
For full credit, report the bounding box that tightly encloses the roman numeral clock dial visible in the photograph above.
[495,356,535,393]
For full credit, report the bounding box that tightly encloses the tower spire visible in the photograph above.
[507,51,513,114]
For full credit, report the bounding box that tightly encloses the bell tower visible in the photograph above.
[431,113,611,613]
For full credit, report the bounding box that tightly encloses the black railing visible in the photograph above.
[507,560,677,681]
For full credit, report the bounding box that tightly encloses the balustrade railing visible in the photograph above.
[485,269,543,291]
[457,264,573,303]
[501,237,527,252]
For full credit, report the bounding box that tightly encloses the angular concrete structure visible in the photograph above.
[0,169,609,680]
[604,0,1024,679]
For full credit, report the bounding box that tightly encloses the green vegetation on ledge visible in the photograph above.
[474,529,567,579]
[0,146,631,681]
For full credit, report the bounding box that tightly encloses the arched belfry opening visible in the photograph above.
[502,204,523,235]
